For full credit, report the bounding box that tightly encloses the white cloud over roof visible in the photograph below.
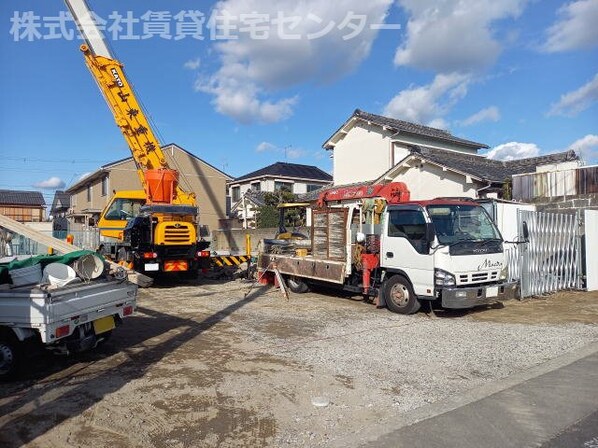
[486,142,540,161]
[548,73,598,117]
[393,0,527,73]
[383,73,470,126]
[568,134,598,162]
[196,0,392,124]
[541,0,598,53]
[460,106,501,127]
[33,177,66,190]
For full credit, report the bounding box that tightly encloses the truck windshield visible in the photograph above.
[427,204,501,245]
[103,198,145,221]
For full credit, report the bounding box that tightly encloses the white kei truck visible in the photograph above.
[258,182,518,314]
[0,266,138,380]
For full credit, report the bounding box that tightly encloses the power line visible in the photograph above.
[2,156,109,164]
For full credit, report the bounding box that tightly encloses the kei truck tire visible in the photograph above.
[0,331,22,381]
[383,275,421,314]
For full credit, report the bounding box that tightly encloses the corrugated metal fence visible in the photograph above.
[516,210,582,297]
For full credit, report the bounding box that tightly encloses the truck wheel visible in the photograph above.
[383,275,420,314]
[0,333,21,381]
[286,276,309,293]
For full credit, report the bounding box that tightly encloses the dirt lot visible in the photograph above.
[1,280,597,448]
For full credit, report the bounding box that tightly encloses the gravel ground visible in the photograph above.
[1,279,597,447]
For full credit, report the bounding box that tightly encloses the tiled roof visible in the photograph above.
[405,147,579,183]
[243,189,268,207]
[324,109,488,149]
[503,150,580,175]
[51,191,70,210]
[0,189,45,206]
[234,162,333,183]
[355,109,488,148]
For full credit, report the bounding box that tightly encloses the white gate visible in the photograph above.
[517,210,582,297]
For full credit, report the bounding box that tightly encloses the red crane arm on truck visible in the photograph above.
[317,182,410,207]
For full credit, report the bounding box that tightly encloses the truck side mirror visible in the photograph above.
[522,221,529,242]
[425,222,436,248]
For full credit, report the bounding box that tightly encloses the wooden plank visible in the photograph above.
[0,214,153,287]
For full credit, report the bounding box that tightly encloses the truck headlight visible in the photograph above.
[434,269,456,286]
[500,266,509,280]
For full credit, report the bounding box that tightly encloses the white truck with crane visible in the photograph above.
[258,182,518,314]
[64,0,211,275]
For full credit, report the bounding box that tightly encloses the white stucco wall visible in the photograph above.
[390,163,479,200]
[229,178,328,196]
[332,122,392,185]
[331,121,482,186]
[536,160,580,173]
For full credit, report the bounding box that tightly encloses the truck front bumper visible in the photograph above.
[440,281,518,309]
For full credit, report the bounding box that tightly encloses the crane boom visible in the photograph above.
[65,0,195,206]
[64,0,111,58]
[62,0,209,276]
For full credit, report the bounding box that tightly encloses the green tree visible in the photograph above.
[255,188,305,229]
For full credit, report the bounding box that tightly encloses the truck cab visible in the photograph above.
[381,199,517,313]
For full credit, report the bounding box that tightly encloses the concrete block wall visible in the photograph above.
[211,227,311,255]
[533,193,598,214]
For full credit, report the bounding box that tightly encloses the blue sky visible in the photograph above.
[1,0,597,205]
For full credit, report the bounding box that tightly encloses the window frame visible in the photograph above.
[387,207,429,254]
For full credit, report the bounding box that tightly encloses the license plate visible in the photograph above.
[486,286,499,298]
[93,315,115,335]
[145,263,160,271]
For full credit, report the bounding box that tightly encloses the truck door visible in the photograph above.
[382,206,434,297]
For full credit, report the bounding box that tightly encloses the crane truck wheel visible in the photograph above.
[383,275,421,314]
[0,331,22,381]
[286,276,309,294]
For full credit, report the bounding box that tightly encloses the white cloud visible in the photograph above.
[33,177,65,189]
[394,0,527,73]
[542,0,598,52]
[183,57,201,70]
[548,73,598,116]
[485,142,540,160]
[383,72,470,126]
[460,106,501,126]
[197,0,393,124]
[286,147,306,159]
[255,141,306,159]
[568,134,598,161]
[256,141,277,152]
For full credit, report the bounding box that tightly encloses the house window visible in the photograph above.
[307,184,322,193]
[251,182,261,192]
[101,176,108,196]
[231,186,240,202]
[274,181,293,192]
[86,184,91,203]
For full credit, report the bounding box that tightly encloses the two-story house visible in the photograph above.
[227,162,332,228]
[65,143,233,232]
[0,190,46,223]
[323,109,580,200]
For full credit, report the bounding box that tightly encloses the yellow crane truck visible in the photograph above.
[65,0,210,275]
